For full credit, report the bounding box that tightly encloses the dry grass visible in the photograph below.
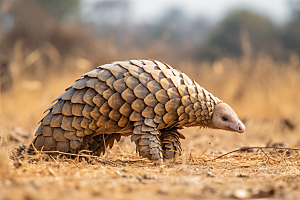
[1,137,300,199]
[0,152,11,179]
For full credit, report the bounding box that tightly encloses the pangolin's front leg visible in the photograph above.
[160,128,183,163]
[131,122,163,164]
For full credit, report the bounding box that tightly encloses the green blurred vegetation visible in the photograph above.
[281,12,300,55]
[35,0,79,18]
[198,10,277,59]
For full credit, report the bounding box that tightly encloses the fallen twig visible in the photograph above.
[75,150,94,163]
[189,138,216,164]
[204,147,300,162]
[274,147,287,164]
[29,149,99,159]
[260,148,280,162]
[200,138,216,157]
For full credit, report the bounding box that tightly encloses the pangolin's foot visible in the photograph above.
[132,132,163,165]
[160,128,183,164]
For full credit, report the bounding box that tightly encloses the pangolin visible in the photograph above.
[27,59,245,164]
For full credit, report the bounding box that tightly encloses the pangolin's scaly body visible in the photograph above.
[29,59,245,164]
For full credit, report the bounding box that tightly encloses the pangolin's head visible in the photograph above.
[211,103,245,133]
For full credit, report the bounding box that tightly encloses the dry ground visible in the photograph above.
[1,123,300,200]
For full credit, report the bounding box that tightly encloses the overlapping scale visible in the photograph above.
[108,93,125,111]
[105,76,116,91]
[71,88,88,104]
[113,78,127,93]
[98,69,113,81]
[146,80,162,94]
[131,98,146,113]
[128,65,144,78]
[144,93,158,107]
[62,101,73,116]
[109,64,128,79]
[133,84,149,99]
[94,81,109,95]
[138,73,154,86]
[73,77,88,89]
[50,114,63,127]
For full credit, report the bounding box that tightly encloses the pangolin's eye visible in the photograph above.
[222,117,228,121]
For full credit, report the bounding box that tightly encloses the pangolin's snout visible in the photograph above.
[238,122,245,133]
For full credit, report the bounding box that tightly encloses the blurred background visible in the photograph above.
[0,0,300,148]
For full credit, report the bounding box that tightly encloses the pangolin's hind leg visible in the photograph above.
[160,128,183,164]
[131,123,163,165]
[83,133,121,156]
